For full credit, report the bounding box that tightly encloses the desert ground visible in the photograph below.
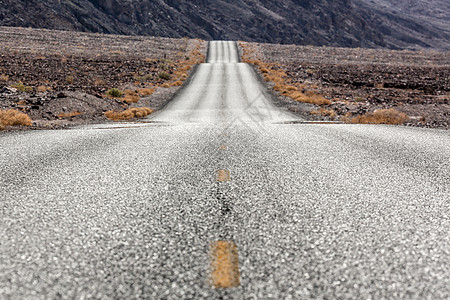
[241,42,449,129]
[0,26,206,130]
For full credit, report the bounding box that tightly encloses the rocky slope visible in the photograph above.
[0,0,448,50]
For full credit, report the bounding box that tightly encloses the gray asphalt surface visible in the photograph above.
[1,41,450,299]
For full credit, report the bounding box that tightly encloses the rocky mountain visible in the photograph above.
[0,0,448,50]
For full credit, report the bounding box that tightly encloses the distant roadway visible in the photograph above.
[1,41,449,299]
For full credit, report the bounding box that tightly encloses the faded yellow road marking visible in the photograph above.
[219,145,227,150]
[217,169,231,182]
[210,241,240,288]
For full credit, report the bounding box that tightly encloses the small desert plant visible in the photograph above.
[66,75,74,84]
[310,108,337,120]
[11,82,33,93]
[122,90,141,103]
[106,88,123,98]
[158,72,170,80]
[345,109,409,125]
[138,88,155,96]
[0,74,9,81]
[37,85,52,92]
[0,109,32,126]
[104,107,153,121]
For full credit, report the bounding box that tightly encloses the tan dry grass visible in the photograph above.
[0,109,32,126]
[344,109,409,125]
[310,108,337,120]
[37,85,53,92]
[105,107,153,121]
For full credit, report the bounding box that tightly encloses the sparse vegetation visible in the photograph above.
[240,42,331,106]
[0,74,9,81]
[343,109,409,125]
[104,107,153,121]
[11,82,33,93]
[122,90,141,103]
[0,109,32,127]
[37,85,52,92]
[310,108,337,120]
[107,88,123,98]
[66,75,74,84]
[158,72,170,80]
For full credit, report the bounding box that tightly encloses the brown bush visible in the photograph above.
[345,109,409,125]
[104,107,153,121]
[138,88,155,96]
[122,90,141,103]
[37,85,52,92]
[0,109,32,126]
[310,108,337,120]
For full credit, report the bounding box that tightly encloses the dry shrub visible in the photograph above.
[0,74,9,81]
[0,122,5,131]
[168,80,183,87]
[138,88,155,96]
[345,109,409,125]
[37,85,52,92]
[310,108,337,120]
[0,109,32,126]
[106,88,123,98]
[122,90,141,103]
[104,107,153,121]
[66,75,74,84]
[57,111,82,118]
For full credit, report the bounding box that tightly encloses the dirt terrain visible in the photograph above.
[0,27,206,130]
[242,42,449,129]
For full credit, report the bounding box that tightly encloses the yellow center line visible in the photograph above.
[209,241,240,288]
[217,169,231,182]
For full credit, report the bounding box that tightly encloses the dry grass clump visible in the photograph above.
[343,109,409,125]
[122,90,141,103]
[57,111,82,118]
[310,108,337,120]
[0,74,9,81]
[0,109,32,127]
[138,88,155,96]
[66,75,74,84]
[37,85,52,92]
[104,107,153,121]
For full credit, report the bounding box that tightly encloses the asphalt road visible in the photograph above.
[1,41,450,299]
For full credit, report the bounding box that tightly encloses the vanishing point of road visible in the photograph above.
[1,41,449,299]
